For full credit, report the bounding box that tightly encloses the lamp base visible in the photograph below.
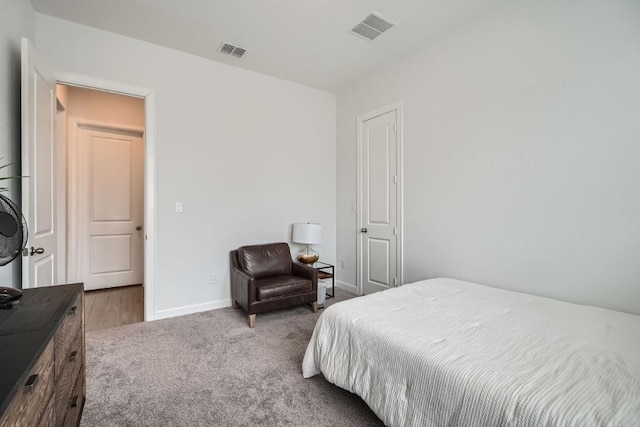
[296,246,319,264]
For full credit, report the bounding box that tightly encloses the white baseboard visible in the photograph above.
[154,298,232,320]
[336,280,358,294]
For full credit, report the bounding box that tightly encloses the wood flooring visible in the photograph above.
[84,285,144,332]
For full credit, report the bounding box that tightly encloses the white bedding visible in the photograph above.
[302,278,640,426]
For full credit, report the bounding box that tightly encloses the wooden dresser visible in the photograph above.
[0,284,85,427]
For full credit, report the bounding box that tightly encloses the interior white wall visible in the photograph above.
[36,14,336,316]
[0,0,35,288]
[337,0,640,314]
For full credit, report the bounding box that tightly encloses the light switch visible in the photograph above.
[175,202,183,213]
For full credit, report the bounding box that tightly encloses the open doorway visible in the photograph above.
[57,84,145,331]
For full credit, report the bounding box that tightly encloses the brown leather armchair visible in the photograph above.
[230,242,318,328]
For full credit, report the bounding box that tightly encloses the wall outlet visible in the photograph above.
[175,202,183,213]
[340,259,346,269]
[211,273,218,284]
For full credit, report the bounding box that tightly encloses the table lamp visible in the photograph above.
[292,223,322,264]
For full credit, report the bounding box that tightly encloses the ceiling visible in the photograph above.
[30,0,507,93]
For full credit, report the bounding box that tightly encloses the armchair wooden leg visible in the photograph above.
[312,302,318,313]
[232,300,239,309]
[248,314,256,328]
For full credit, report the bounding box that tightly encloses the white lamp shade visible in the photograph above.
[292,223,322,245]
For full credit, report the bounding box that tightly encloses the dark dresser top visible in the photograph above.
[0,284,83,416]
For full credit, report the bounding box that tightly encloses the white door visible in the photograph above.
[21,38,57,288]
[76,124,144,290]
[358,107,401,295]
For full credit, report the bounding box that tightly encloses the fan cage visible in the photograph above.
[0,194,28,266]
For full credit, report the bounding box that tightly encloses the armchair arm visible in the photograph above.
[230,251,256,309]
[292,262,318,291]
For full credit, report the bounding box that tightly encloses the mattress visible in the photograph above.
[302,278,640,426]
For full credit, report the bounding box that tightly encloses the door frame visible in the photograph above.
[67,117,145,290]
[356,101,404,295]
[52,70,157,322]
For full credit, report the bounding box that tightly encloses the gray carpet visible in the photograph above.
[80,290,384,426]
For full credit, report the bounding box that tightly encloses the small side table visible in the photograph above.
[312,261,334,299]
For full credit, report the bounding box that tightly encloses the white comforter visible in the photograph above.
[302,278,640,426]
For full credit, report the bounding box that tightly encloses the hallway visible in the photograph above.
[85,285,144,332]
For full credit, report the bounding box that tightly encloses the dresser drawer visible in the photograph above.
[61,368,84,427]
[54,330,83,427]
[38,395,55,427]
[0,339,55,427]
[55,293,82,377]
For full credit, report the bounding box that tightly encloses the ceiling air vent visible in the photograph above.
[350,12,397,41]
[218,41,248,58]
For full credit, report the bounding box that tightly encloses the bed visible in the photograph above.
[302,278,640,426]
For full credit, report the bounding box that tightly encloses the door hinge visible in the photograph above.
[393,277,397,286]
[393,227,398,236]
[393,175,397,184]
[393,123,397,132]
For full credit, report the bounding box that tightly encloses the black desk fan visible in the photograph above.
[0,194,28,308]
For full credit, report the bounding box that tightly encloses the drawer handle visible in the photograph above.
[69,306,78,315]
[69,350,78,362]
[23,374,39,393]
[69,395,79,408]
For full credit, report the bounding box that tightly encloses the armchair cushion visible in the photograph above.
[256,275,312,301]
[238,242,292,279]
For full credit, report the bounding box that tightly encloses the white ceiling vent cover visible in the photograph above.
[350,12,397,41]
[218,41,248,58]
